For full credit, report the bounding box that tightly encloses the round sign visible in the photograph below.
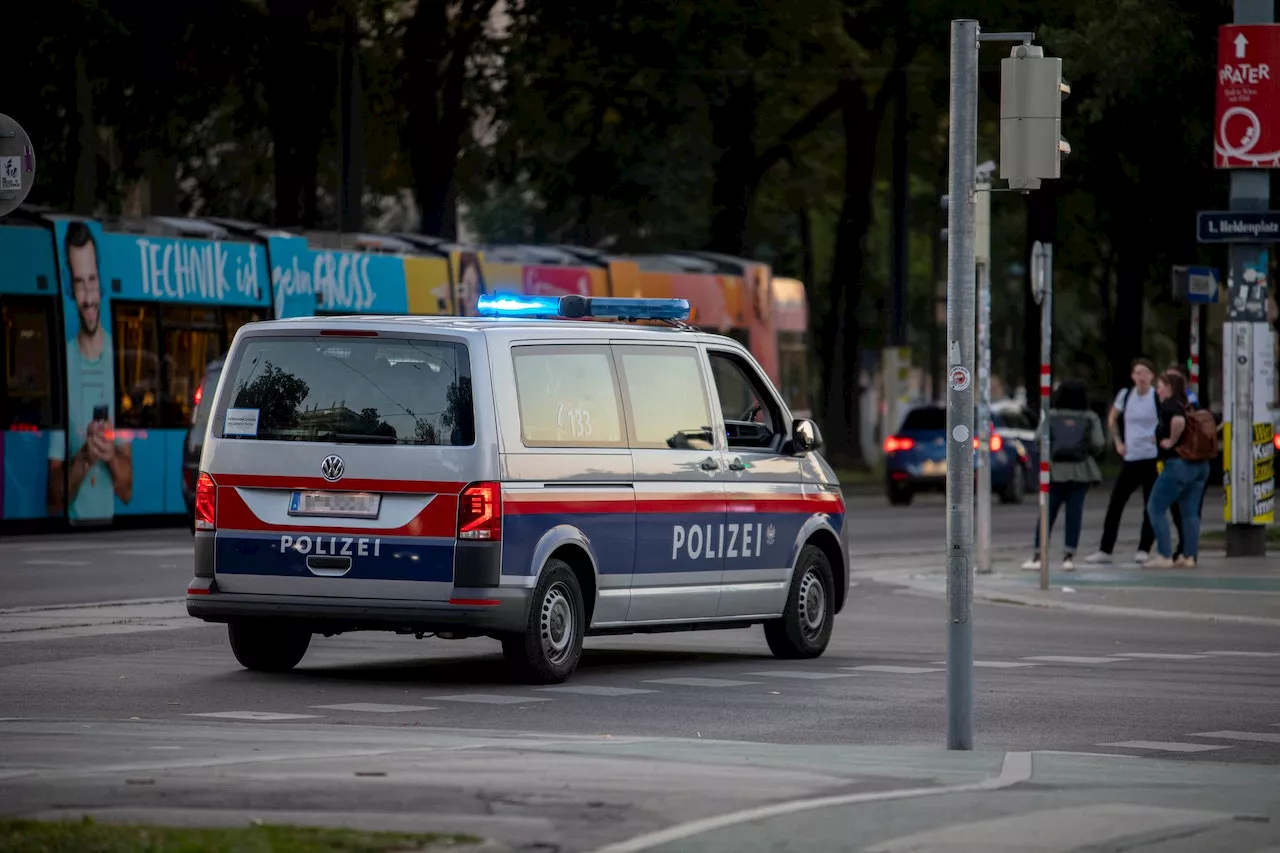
[952,425,970,443]
[0,114,36,218]
[949,366,971,392]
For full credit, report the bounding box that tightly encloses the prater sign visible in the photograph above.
[1216,23,1280,168]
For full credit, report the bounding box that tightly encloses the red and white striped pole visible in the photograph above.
[1189,304,1201,400]
[1033,242,1053,591]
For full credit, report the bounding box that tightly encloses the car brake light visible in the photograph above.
[884,436,914,453]
[193,382,203,409]
[195,473,217,531]
[991,433,1004,452]
[458,482,502,541]
[1274,433,1280,452]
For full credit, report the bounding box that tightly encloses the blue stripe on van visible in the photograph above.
[215,530,453,583]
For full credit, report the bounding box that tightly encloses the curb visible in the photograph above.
[876,574,1280,626]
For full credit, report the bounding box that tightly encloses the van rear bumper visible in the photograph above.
[186,587,531,636]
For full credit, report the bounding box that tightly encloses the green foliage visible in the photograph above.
[0,817,477,853]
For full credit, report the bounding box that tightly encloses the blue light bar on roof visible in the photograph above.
[475,292,691,321]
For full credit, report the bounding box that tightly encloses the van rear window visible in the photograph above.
[218,337,473,446]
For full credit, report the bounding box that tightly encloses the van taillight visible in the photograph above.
[457,482,501,541]
[195,473,217,531]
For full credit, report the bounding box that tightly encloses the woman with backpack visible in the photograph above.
[1022,379,1106,572]
[1145,370,1215,568]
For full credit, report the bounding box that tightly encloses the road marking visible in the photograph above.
[111,547,194,557]
[589,751,1033,853]
[1201,650,1280,657]
[1190,730,1280,743]
[311,703,437,713]
[842,665,943,674]
[1022,656,1121,664]
[536,686,657,696]
[743,671,856,680]
[1111,653,1210,660]
[1098,740,1229,753]
[642,677,760,688]
[22,559,90,567]
[186,711,321,721]
[434,694,550,705]
[932,660,1040,668]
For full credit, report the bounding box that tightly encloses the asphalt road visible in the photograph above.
[3,496,1276,852]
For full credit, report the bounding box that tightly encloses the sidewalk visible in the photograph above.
[862,551,1280,625]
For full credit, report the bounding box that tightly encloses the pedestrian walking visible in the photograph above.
[1085,359,1159,565]
[1145,370,1216,569]
[1164,362,1204,560]
[1022,379,1105,572]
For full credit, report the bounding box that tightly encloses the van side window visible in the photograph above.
[707,351,782,451]
[512,345,624,447]
[614,345,713,451]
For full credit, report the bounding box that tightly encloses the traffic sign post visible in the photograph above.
[1216,7,1277,557]
[1031,241,1053,593]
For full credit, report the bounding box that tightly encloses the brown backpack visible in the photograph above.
[1176,405,1219,462]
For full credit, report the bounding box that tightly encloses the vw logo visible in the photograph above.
[320,455,345,482]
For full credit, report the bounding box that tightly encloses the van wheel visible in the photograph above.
[227,621,311,673]
[501,560,584,684]
[764,545,834,660]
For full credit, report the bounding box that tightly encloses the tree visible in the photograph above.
[233,363,310,429]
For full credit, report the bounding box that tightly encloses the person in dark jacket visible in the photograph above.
[1022,379,1106,572]
[1145,371,1211,568]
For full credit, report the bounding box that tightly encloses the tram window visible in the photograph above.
[778,331,810,412]
[113,303,162,429]
[1,296,62,430]
[163,306,222,427]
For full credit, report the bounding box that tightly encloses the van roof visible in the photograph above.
[234,314,736,345]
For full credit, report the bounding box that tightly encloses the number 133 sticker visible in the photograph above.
[557,402,593,437]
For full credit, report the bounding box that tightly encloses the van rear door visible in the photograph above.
[204,329,480,602]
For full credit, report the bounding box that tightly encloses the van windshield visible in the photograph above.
[218,336,474,446]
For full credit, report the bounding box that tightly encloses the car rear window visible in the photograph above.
[900,408,946,431]
[218,336,473,445]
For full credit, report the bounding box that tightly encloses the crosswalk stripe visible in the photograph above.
[536,686,657,696]
[1022,656,1121,664]
[434,694,550,705]
[642,677,760,688]
[311,703,436,713]
[1200,650,1280,657]
[743,671,856,680]
[187,711,320,721]
[1098,741,1229,753]
[1111,653,1210,660]
[1189,730,1280,744]
[931,661,1039,668]
[843,665,943,674]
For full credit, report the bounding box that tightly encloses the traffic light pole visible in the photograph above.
[976,179,993,576]
[947,19,1058,751]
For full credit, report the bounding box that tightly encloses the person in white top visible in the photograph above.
[1085,358,1159,564]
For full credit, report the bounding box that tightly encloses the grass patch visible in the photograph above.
[0,818,479,853]
[833,463,884,487]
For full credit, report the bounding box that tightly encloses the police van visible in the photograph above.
[187,294,848,683]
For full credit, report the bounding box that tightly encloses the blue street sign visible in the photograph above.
[1185,266,1219,304]
[1197,211,1280,242]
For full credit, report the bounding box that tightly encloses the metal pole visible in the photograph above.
[976,258,992,574]
[945,18,979,752]
[1038,243,1054,591]
[1190,303,1201,400]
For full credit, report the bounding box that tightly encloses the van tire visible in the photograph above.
[228,621,311,673]
[764,545,834,660]
[501,561,584,684]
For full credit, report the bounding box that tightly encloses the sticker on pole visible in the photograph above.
[0,114,36,217]
[949,366,971,391]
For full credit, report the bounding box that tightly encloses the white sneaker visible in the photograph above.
[1133,550,1150,564]
[1021,557,1041,571]
[1084,552,1112,564]
[1062,556,1076,572]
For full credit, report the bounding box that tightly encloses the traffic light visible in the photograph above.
[999,44,1070,191]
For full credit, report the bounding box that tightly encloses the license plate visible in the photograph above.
[288,490,381,519]
[920,460,946,475]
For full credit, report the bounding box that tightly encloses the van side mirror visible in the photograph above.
[792,418,823,454]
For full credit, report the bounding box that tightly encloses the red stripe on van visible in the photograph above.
[213,474,467,495]
[217,486,459,537]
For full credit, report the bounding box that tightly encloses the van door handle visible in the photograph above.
[699,457,719,471]
[307,555,352,576]
[728,457,747,471]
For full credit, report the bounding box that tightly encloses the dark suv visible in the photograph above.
[182,357,224,531]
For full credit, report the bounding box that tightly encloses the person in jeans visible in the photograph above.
[1085,359,1159,565]
[1145,371,1211,569]
[1164,362,1202,561]
[1022,379,1105,572]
